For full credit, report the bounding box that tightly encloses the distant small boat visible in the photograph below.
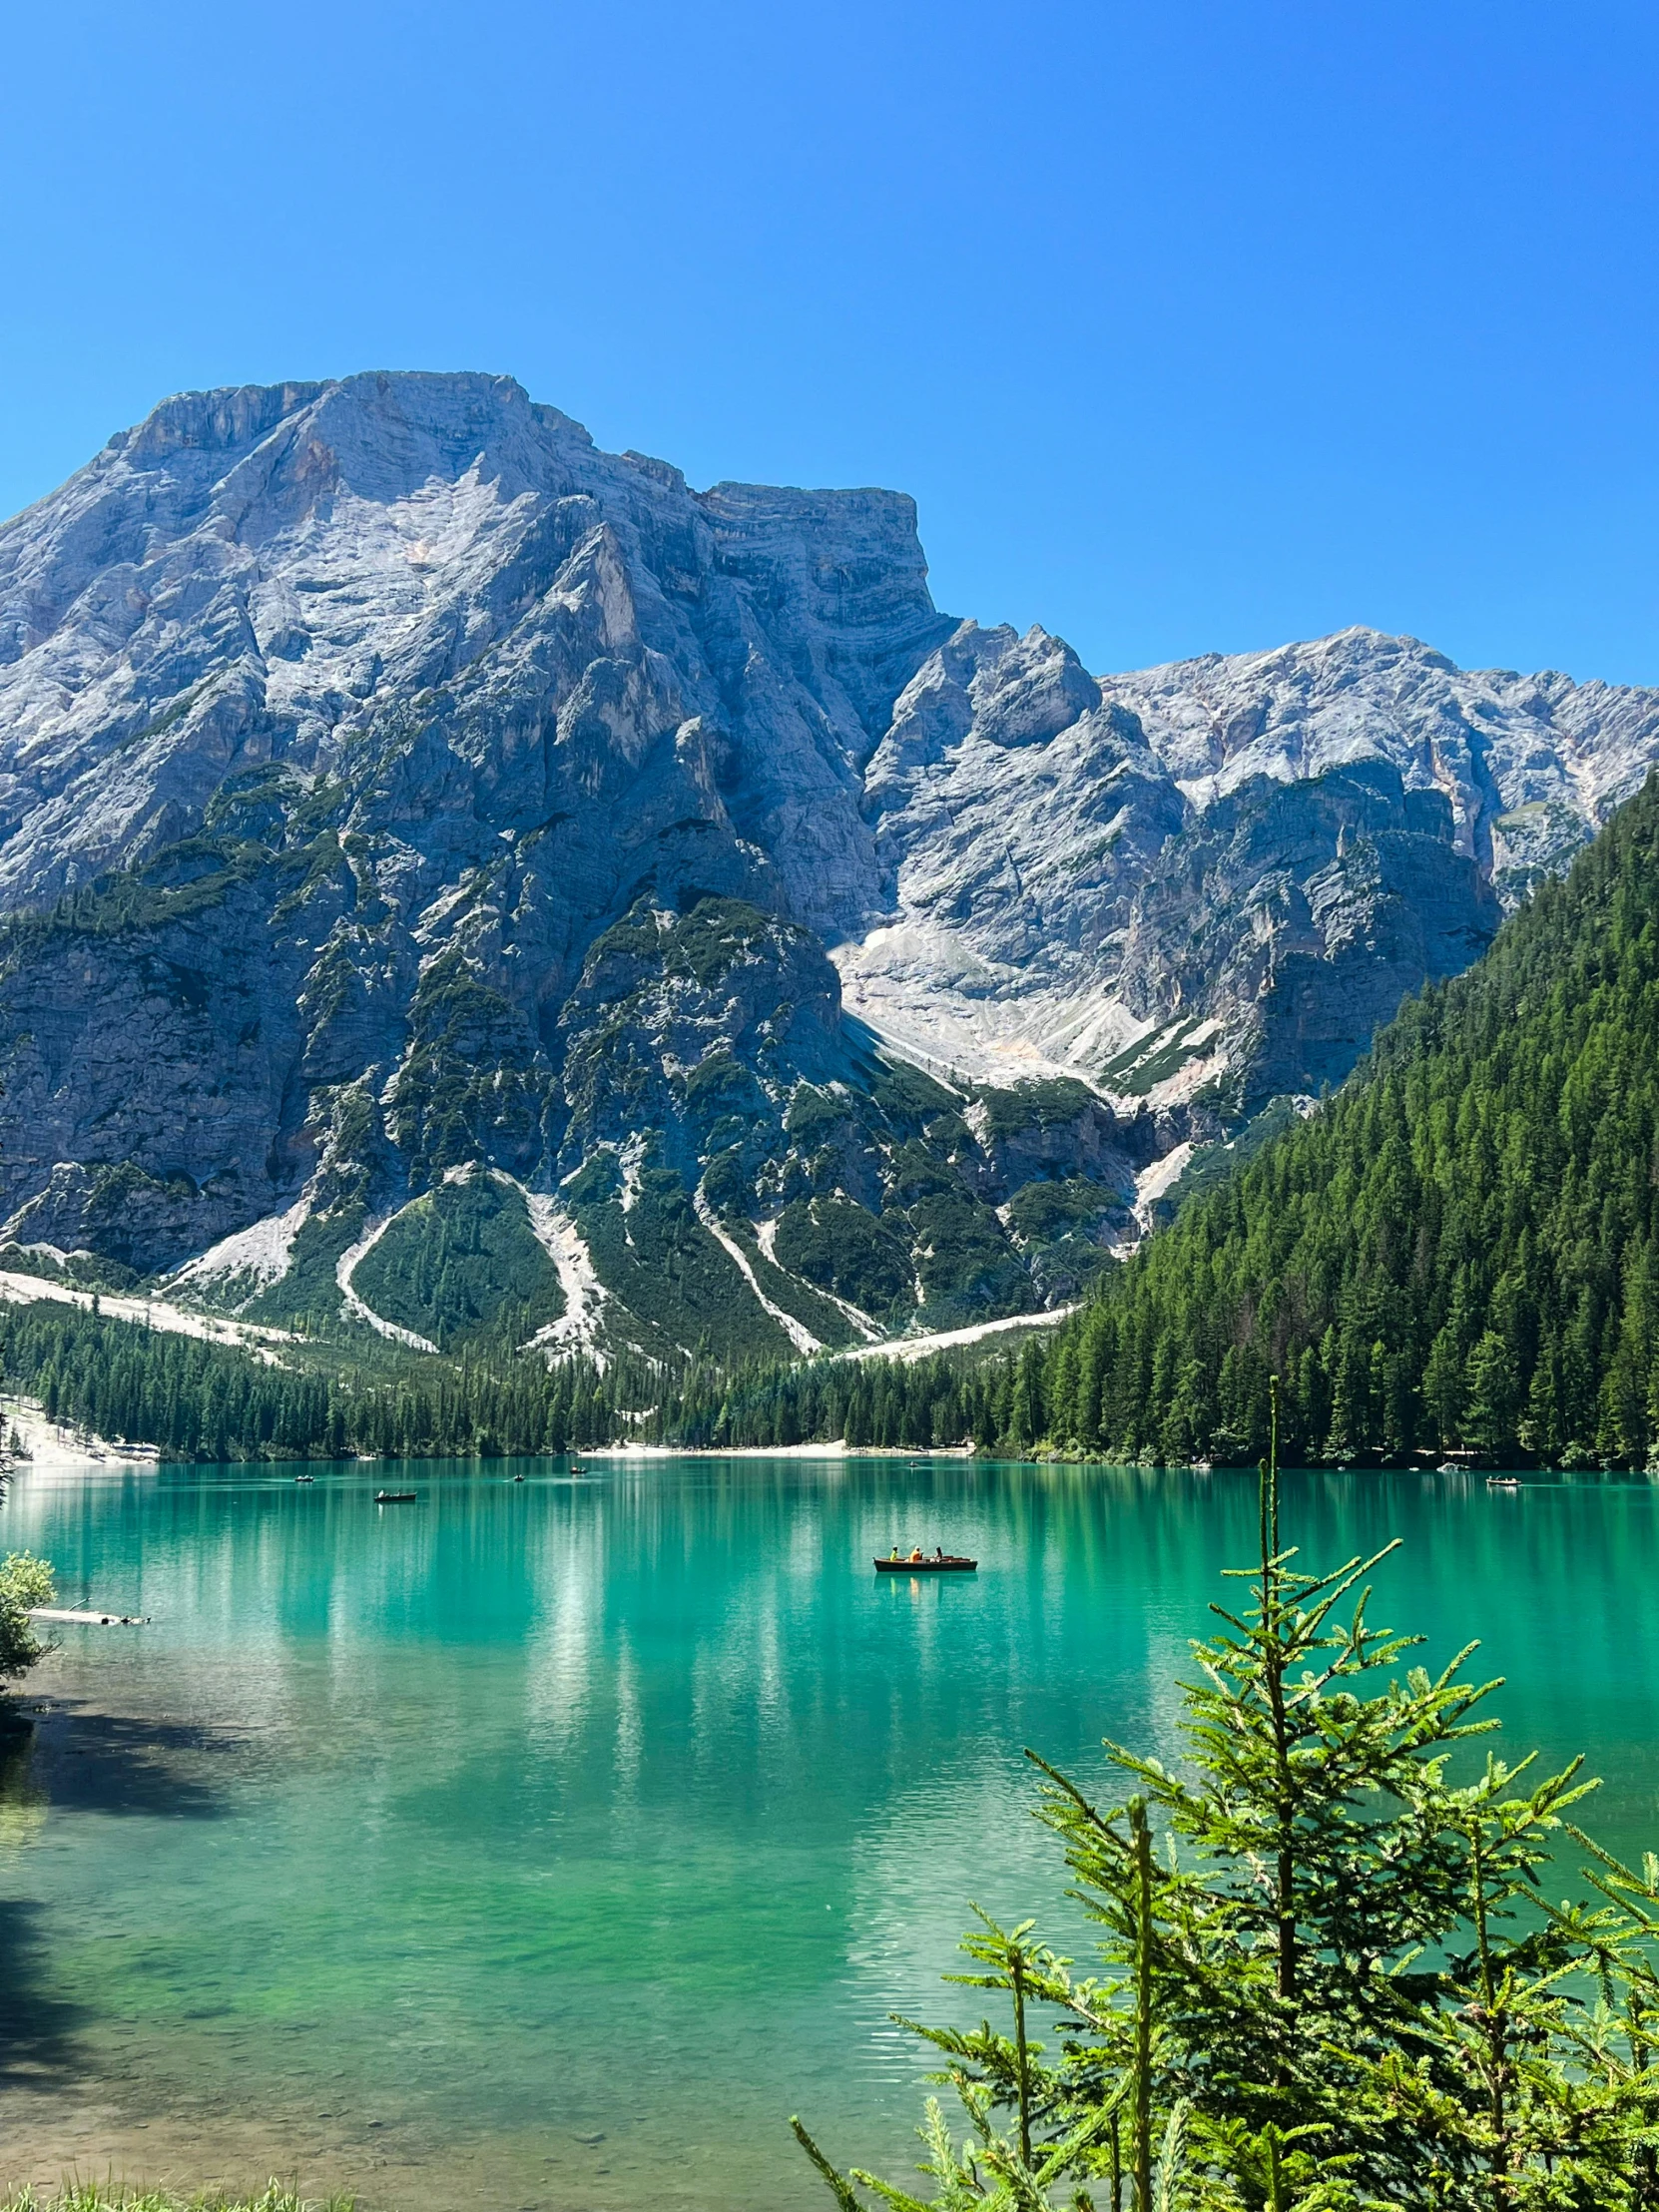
[513,1473,526,1483]
[1487,1476,1521,1489]
[294,1473,315,1483]
[875,1552,977,1573]
[374,1489,418,1504]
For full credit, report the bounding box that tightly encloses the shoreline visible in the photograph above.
[582,1438,975,1460]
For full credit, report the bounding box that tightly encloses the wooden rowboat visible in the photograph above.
[874,1553,977,1573]
[374,1490,418,1504]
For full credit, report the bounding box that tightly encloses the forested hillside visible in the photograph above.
[13,769,1659,1471]
[1027,770,1659,1466]
[0,1305,631,1460]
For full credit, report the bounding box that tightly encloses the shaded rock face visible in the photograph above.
[1113,763,1501,1101]
[0,371,1656,1332]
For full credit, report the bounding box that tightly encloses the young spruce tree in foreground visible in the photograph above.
[796,1384,1659,2208]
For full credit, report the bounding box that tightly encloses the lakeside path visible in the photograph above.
[0,1391,163,1476]
[0,1270,293,1360]
[837,1305,1075,1364]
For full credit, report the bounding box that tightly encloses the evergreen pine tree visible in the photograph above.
[794,1379,1659,2211]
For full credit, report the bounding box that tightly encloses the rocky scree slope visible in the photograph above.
[0,370,1656,1356]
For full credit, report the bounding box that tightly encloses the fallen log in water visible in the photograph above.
[29,1606,148,1625]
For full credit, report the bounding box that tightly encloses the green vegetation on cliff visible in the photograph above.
[26,770,1659,1470]
[350,1172,564,1352]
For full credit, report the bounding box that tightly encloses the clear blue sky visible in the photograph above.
[2,0,1656,683]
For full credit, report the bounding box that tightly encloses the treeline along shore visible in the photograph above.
[0,1300,1010,1462]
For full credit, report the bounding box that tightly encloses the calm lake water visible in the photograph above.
[3,1454,1659,2210]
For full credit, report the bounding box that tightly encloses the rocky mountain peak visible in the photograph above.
[1,372,1657,1354]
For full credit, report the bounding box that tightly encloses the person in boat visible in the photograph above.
[910,1546,924,1562]
[934,1547,943,1560]
[889,1545,899,1559]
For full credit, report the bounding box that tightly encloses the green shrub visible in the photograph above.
[666,897,778,987]
[905,1188,1032,1317]
[701,1149,754,1219]
[868,1061,955,1124]
[390,948,549,1179]
[784,1083,852,1143]
[1005,1175,1122,1242]
[0,1551,54,1684]
[976,1076,1096,1138]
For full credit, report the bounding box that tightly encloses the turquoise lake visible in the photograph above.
[3,1454,1659,2210]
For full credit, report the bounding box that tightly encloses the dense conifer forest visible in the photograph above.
[0,1302,1012,1462]
[0,1305,630,1460]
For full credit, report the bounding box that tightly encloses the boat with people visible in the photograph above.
[874,1548,977,1573]
[374,1489,418,1504]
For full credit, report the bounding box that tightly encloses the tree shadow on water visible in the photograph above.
[0,1729,83,2083]
[0,1895,83,2085]
[0,1707,250,2087]
[0,1699,251,2086]
[16,1698,254,1820]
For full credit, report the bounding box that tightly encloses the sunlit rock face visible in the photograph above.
[0,371,1655,1329]
[839,621,1659,1095]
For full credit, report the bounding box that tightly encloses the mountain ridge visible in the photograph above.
[2,369,1657,1357]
